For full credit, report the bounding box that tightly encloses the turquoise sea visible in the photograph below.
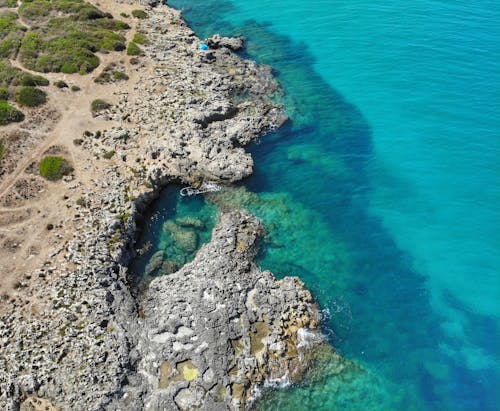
[137,1,499,409]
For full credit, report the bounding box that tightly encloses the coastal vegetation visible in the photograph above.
[94,62,128,83]
[0,11,26,58]
[16,85,46,106]
[0,59,48,87]
[91,98,111,113]
[126,41,141,56]
[54,80,68,88]
[39,155,72,180]
[132,32,148,45]
[16,0,129,74]
[0,0,19,7]
[131,9,147,19]
[102,149,115,159]
[0,99,23,124]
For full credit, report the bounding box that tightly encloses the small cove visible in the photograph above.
[130,188,218,282]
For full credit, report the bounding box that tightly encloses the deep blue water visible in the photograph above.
[159,1,500,409]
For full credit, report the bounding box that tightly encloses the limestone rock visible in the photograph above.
[135,211,322,409]
[206,34,244,51]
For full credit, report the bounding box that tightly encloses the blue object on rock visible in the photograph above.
[199,43,209,51]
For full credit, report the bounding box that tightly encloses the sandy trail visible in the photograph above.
[0,0,146,297]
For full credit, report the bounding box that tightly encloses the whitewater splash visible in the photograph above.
[297,327,323,362]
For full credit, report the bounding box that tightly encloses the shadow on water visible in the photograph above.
[165,1,499,409]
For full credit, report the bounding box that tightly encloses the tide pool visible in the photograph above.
[158,1,500,409]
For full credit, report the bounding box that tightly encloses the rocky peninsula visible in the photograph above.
[0,1,323,409]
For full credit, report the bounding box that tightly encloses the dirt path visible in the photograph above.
[0,0,147,297]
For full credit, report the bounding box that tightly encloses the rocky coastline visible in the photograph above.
[0,2,324,409]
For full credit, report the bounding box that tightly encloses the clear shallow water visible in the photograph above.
[159,1,498,409]
[130,188,217,282]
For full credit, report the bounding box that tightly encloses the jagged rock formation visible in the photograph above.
[136,211,320,410]
[0,2,323,410]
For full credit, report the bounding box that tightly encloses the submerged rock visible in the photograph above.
[163,220,199,253]
[175,216,206,230]
[145,250,165,276]
[159,260,179,275]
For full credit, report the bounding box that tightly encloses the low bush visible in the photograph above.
[0,59,49,87]
[55,80,68,88]
[0,99,24,124]
[112,70,128,81]
[0,0,19,7]
[70,85,80,91]
[132,32,148,45]
[126,42,141,56]
[131,10,148,19]
[16,86,46,107]
[91,98,111,113]
[0,12,26,58]
[94,63,128,83]
[102,150,115,159]
[0,87,8,100]
[39,155,72,181]
[20,73,49,86]
[17,1,129,74]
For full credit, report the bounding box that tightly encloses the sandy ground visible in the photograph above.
[0,0,149,303]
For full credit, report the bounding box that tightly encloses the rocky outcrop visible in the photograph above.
[206,34,245,51]
[135,211,320,410]
[0,2,322,410]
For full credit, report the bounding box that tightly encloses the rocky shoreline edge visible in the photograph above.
[0,2,324,409]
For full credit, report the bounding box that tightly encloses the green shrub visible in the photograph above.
[16,86,46,107]
[17,1,129,74]
[126,42,141,56]
[55,80,68,88]
[0,87,8,100]
[131,10,148,19]
[60,62,79,74]
[0,12,26,39]
[91,98,111,113]
[102,150,115,159]
[0,12,27,58]
[73,138,83,145]
[0,0,19,7]
[18,0,51,22]
[0,99,24,124]
[112,70,128,81]
[70,84,80,91]
[120,12,129,18]
[39,156,72,181]
[132,32,148,45]
[20,73,49,86]
[0,59,49,89]
[76,196,87,207]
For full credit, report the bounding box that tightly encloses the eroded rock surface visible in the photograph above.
[136,211,320,410]
[0,2,322,410]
